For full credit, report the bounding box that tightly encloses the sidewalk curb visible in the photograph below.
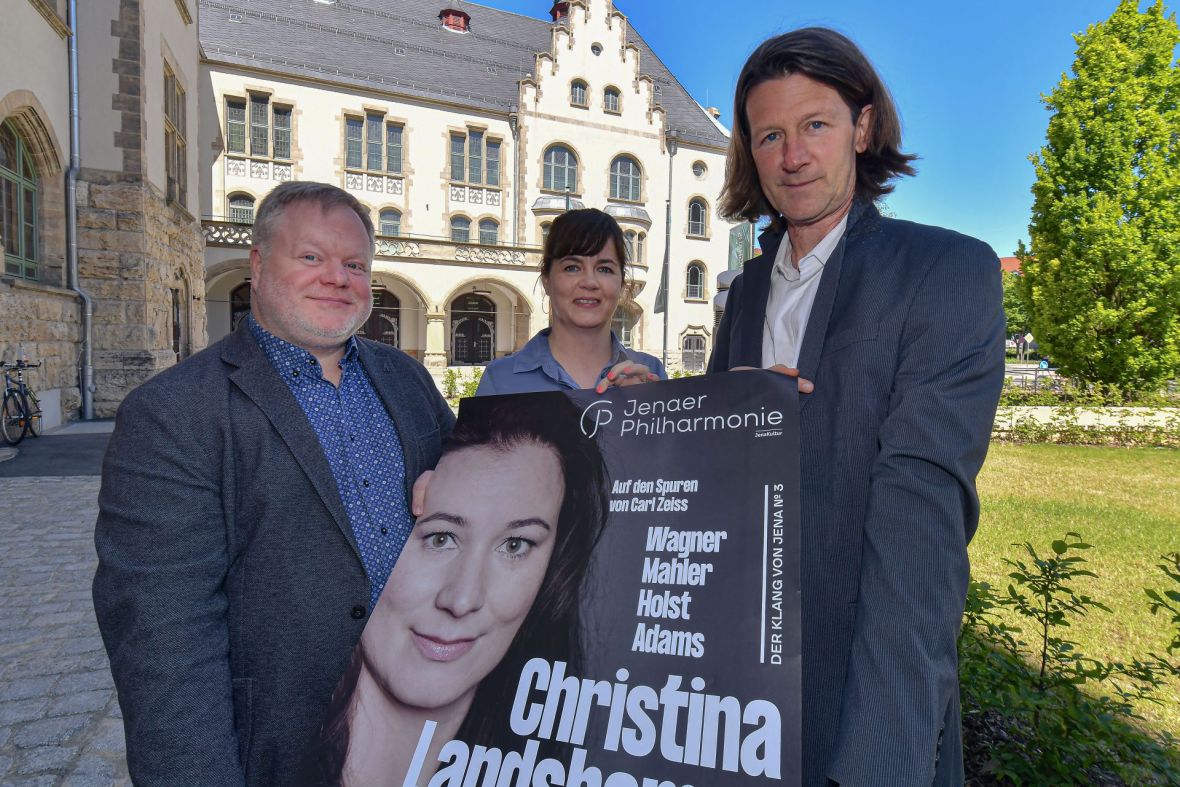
[0,447,16,463]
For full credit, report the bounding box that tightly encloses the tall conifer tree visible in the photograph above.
[1019,0,1180,394]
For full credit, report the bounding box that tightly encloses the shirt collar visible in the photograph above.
[512,328,630,380]
[247,313,358,382]
[773,214,849,282]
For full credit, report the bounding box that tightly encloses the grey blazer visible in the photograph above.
[709,201,1004,786]
[93,323,454,786]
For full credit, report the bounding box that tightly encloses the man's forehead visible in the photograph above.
[748,74,849,119]
[276,201,369,247]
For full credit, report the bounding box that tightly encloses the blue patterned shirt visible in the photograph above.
[248,316,412,610]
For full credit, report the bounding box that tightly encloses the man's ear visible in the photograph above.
[854,104,873,154]
[249,247,263,283]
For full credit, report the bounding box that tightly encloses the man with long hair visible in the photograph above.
[710,28,1005,785]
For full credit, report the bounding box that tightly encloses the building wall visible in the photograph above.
[200,0,732,375]
[75,0,206,417]
[0,0,78,429]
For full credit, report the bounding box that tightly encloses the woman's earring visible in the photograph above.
[541,293,549,315]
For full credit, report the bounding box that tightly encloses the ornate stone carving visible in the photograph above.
[225,158,247,177]
[450,185,466,202]
[272,163,293,182]
[387,178,403,195]
[375,240,422,258]
[487,190,502,207]
[249,160,270,179]
[202,221,253,247]
[454,246,526,266]
[469,188,483,205]
[346,173,364,190]
[366,175,383,192]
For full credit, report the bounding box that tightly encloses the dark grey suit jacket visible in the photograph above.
[93,322,454,786]
[709,201,1004,786]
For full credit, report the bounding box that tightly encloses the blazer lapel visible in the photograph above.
[794,200,877,413]
[738,230,781,367]
[222,325,360,559]
[355,341,420,495]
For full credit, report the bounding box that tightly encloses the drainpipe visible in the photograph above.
[508,104,519,244]
[66,0,94,419]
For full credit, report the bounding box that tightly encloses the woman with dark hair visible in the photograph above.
[476,207,665,395]
[303,394,608,785]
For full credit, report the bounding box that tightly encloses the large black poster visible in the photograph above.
[301,372,801,786]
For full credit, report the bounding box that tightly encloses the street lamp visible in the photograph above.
[659,129,678,368]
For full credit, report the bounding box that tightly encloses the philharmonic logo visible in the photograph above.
[582,393,786,439]
[579,400,614,438]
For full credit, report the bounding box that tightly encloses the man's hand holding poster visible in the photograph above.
[300,372,801,786]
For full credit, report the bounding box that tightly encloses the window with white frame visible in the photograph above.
[688,197,709,237]
[449,129,500,185]
[347,114,403,173]
[604,87,620,113]
[225,98,246,154]
[379,209,401,236]
[228,193,254,223]
[345,117,363,169]
[686,262,705,299]
[249,94,268,158]
[571,80,588,107]
[164,64,187,207]
[450,215,471,243]
[227,95,291,162]
[479,218,499,245]
[610,156,642,201]
[543,145,578,192]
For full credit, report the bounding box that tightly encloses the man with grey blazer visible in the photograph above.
[709,29,1005,785]
[93,182,454,785]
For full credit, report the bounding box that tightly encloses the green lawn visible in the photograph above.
[972,443,1180,742]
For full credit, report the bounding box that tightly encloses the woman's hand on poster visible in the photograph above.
[595,361,659,394]
[731,364,814,394]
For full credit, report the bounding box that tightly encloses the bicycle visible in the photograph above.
[2,359,42,446]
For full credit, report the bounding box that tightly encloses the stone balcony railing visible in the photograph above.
[201,219,550,272]
[200,220,649,284]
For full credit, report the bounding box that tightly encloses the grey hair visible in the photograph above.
[251,181,376,257]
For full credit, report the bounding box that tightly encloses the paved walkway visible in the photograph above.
[0,423,129,784]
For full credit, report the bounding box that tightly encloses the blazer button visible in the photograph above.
[351,605,366,620]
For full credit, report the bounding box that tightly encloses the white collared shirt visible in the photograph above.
[761,215,848,368]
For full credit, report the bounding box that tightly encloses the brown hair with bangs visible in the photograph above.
[719,27,918,233]
[540,208,629,294]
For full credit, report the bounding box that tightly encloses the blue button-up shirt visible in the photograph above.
[248,316,412,609]
[475,328,667,395]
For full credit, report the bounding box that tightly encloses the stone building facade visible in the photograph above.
[199,0,735,375]
[1,0,204,424]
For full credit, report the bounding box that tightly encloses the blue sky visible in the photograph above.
[476,0,1130,256]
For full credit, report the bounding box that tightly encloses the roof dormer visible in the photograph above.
[440,7,471,33]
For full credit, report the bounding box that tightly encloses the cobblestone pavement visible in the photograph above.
[0,476,130,785]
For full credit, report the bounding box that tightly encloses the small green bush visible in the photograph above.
[959,535,1180,783]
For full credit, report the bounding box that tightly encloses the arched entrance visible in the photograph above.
[449,293,496,365]
[363,289,400,347]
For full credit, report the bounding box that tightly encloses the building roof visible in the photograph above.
[198,0,729,148]
[999,256,1021,273]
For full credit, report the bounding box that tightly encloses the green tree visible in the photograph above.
[1019,0,1180,395]
[1002,271,1031,337]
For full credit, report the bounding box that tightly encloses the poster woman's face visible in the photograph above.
[359,442,564,716]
